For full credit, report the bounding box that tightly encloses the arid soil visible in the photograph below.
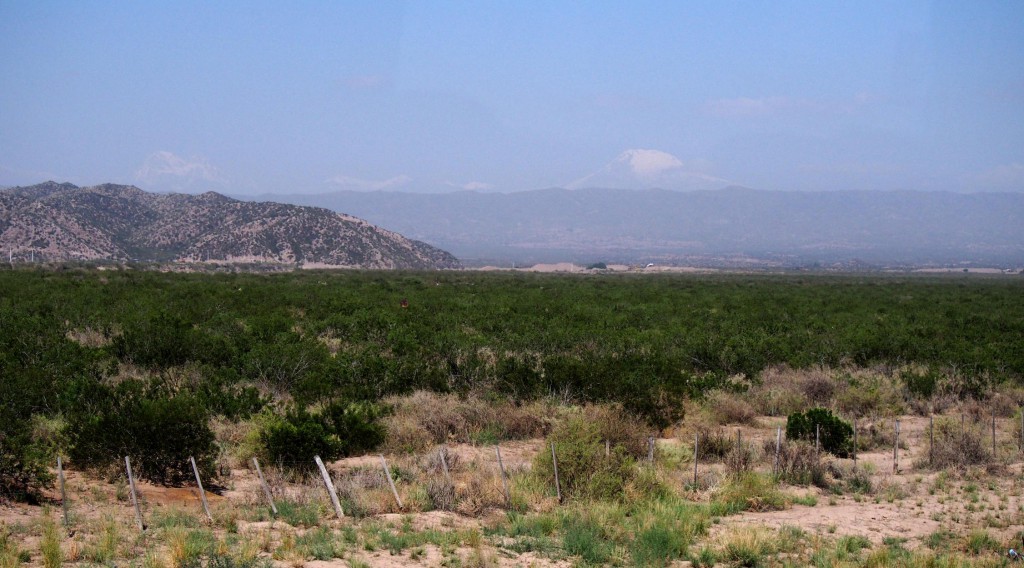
[3,414,1023,566]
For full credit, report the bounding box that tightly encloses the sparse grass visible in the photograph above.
[10,398,1024,568]
[0,524,22,568]
[562,515,613,565]
[84,515,121,563]
[149,506,201,529]
[713,472,788,514]
[274,499,321,527]
[964,529,1000,555]
[38,515,62,568]
[165,527,216,567]
[718,526,792,568]
[792,493,818,507]
[294,526,343,560]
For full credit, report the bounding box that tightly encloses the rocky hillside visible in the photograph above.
[0,182,460,269]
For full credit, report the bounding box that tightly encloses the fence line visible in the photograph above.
[44,409,1024,529]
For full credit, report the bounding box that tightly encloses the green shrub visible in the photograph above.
[630,522,689,567]
[964,530,1000,555]
[68,383,217,485]
[0,414,54,502]
[786,408,853,458]
[562,515,612,564]
[903,368,940,399]
[261,400,387,471]
[260,410,341,470]
[532,415,636,501]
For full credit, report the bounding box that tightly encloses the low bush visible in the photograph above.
[583,403,650,458]
[920,417,992,470]
[713,472,787,514]
[725,436,757,476]
[767,440,829,488]
[748,366,809,417]
[786,408,853,458]
[834,375,904,418]
[802,373,838,406]
[261,411,342,470]
[694,427,735,462]
[68,383,217,485]
[261,399,386,471]
[708,391,758,425]
[902,367,940,399]
[382,391,550,452]
[853,420,907,452]
[532,415,636,501]
[0,414,54,502]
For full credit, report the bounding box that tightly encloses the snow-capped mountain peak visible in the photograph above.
[566,149,731,191]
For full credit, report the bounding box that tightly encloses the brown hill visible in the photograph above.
[0,182,460,269]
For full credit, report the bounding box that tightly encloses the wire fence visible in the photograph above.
[44,410,1024,532]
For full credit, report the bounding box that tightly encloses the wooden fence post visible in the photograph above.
[893,419,900,473]
[189,457,212,521]
[380,455,403,510]
[693,433,699,487]
[853,419,858,471]
[251,458,277,516]
[124,456,145,531]
[495,445,510,506]
[551,441,562,503]
[929,415,934,467]
[773,427,782,475]
[57,457,69,529]
[314,455,344,518]
[992,411,997,459]
[648,436,655,464]
[815,424,820,457]
[439,447,452,485]
[961,414,966,452]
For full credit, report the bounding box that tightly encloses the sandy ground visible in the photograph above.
[4,414,1024,566]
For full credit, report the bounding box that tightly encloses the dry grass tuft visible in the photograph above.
[382,391,551,452]
[65,327,111,348]
[582,403,650,457]
[767,440,831,487]
[708,391,759,426]
[920,417,994,470]
[456,462,506,516]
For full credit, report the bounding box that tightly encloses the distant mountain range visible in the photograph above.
[566,149,732,192]
[0,182,460,269]
[252,186,1024,267]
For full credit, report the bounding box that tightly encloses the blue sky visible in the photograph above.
[1,1,1022,193]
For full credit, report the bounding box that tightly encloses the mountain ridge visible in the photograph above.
[0,181,460,269]
[248,185,1024,266]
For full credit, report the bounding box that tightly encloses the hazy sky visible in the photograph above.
[1,1,1022,194]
